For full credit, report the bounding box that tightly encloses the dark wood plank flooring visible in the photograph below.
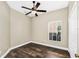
[5,43,70,58]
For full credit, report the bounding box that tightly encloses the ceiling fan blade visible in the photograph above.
[25,11,32,15]
[36,10,47,12]
[35,2,40,8]
[35,13,38,16]
[22,6,32,10]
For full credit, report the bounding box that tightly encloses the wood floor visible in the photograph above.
[5,43,70,58]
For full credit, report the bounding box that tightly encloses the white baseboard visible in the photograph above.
[31,41,68,51]
[1,41,69,58]
[1,41,32,58]
[68,49,75,58]
[10,41,32,50]
[1,48,12,58]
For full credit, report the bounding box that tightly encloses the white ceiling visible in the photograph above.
[7,1,69,17]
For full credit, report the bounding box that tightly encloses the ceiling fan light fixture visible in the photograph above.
[32,11,36,14]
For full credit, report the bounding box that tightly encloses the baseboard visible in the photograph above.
[1,48,12,58]
[68,49,76,58]
[1,41,69,58]
[31,41,68,51]
[10,41,32,50]
[1,41,32,58]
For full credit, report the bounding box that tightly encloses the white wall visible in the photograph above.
[78,2,79,55]
[10,9,32,47]
[68,2,78,57]
[32,7,68,48]
[0,1,78,58]
[0,2,32,56]
[0,2,10,56]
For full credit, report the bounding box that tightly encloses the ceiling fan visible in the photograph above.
[21,1,47,16]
